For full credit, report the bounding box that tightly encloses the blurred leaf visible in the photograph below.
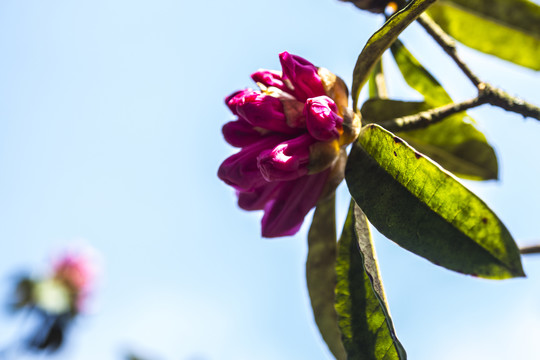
[28,315,68,353]
[361,99,498,180]
[307,193,347,360]
[11,277,35,311]
[345,124,525,279]
[352,0,437,110]
[427,1,540,70]
[126,355,146,360]
[335,201,406,359]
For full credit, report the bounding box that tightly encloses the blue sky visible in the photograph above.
[0,0,539,359]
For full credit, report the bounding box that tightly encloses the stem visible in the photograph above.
[371,60,388,99]
[520,245,540,255]
[378,96,487,132]
[415,13,540,121]
[416,14,482,87]
[479,83,540,120]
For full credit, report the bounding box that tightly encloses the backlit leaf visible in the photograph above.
[445,0,540,38]
[360,98,498,180]
[388,40,498,180]
[427,0,540,70]
[345,124,525,279]
[335,201,406,359]
[351,0,437,110]
[390,40,452,105]
[307,193,347,360]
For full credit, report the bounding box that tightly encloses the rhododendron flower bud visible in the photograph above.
[279,52,326,102]
[257,134,315,182]
[304,96,343,141]
[218,52,360,238]
[222,119,265,148]
[251,70,287,92]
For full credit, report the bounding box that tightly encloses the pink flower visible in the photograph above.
[218,52,360,238]
[52,251,96,312]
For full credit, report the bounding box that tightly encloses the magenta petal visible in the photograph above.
[235,91,298,134]
[237,182,281,211]
[279,52,326,102]
[225,89,251,115]
[218,135,286,191]
[304,96,343,141]
[251,70,289,93]
[257,134,314,182]
[261,170,330,238]
[222,119,264,148]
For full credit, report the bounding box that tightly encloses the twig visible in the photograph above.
[479,83,540,120]
[415,13,540,121]
[520,245,540,255]
[416,14,481,87]
[378,96,486,132]
[378,82,540,132]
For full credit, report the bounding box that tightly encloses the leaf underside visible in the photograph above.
[360,98,498,180]
[385,40,499,180]
[427,0,540,70]
[336,201,406,359]
[345,124,525,279]
[352,0,437,110]
[307,193,347,360]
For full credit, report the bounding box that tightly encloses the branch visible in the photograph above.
[480,83,540,120]
[416,14,481,87]
[416,13,540,121]
[520,245,540,255]
[378,96,487,132]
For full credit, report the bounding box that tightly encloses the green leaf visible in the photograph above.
[360,99,499,180]
[390,40,452,106]
[389,40,498,180]
[307,193,347,360]
[336,201,406,360]
[368,60,387,99]
[427,1,540,70]
[361,99,431,122]
[345,124,525,279]
[445,0,540,39]
[351,0,437,110]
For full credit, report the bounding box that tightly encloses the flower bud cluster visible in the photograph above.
[218,52,360,237]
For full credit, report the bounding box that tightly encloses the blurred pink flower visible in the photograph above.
[52,250,96,312]
[218,52,360,237]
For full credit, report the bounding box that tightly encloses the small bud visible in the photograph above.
[279,52,326,101]
[304,96,343,141]
[251,70,288,93]
[257,134,314,182]
[232,90,298,134]
[222,119,267,148]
